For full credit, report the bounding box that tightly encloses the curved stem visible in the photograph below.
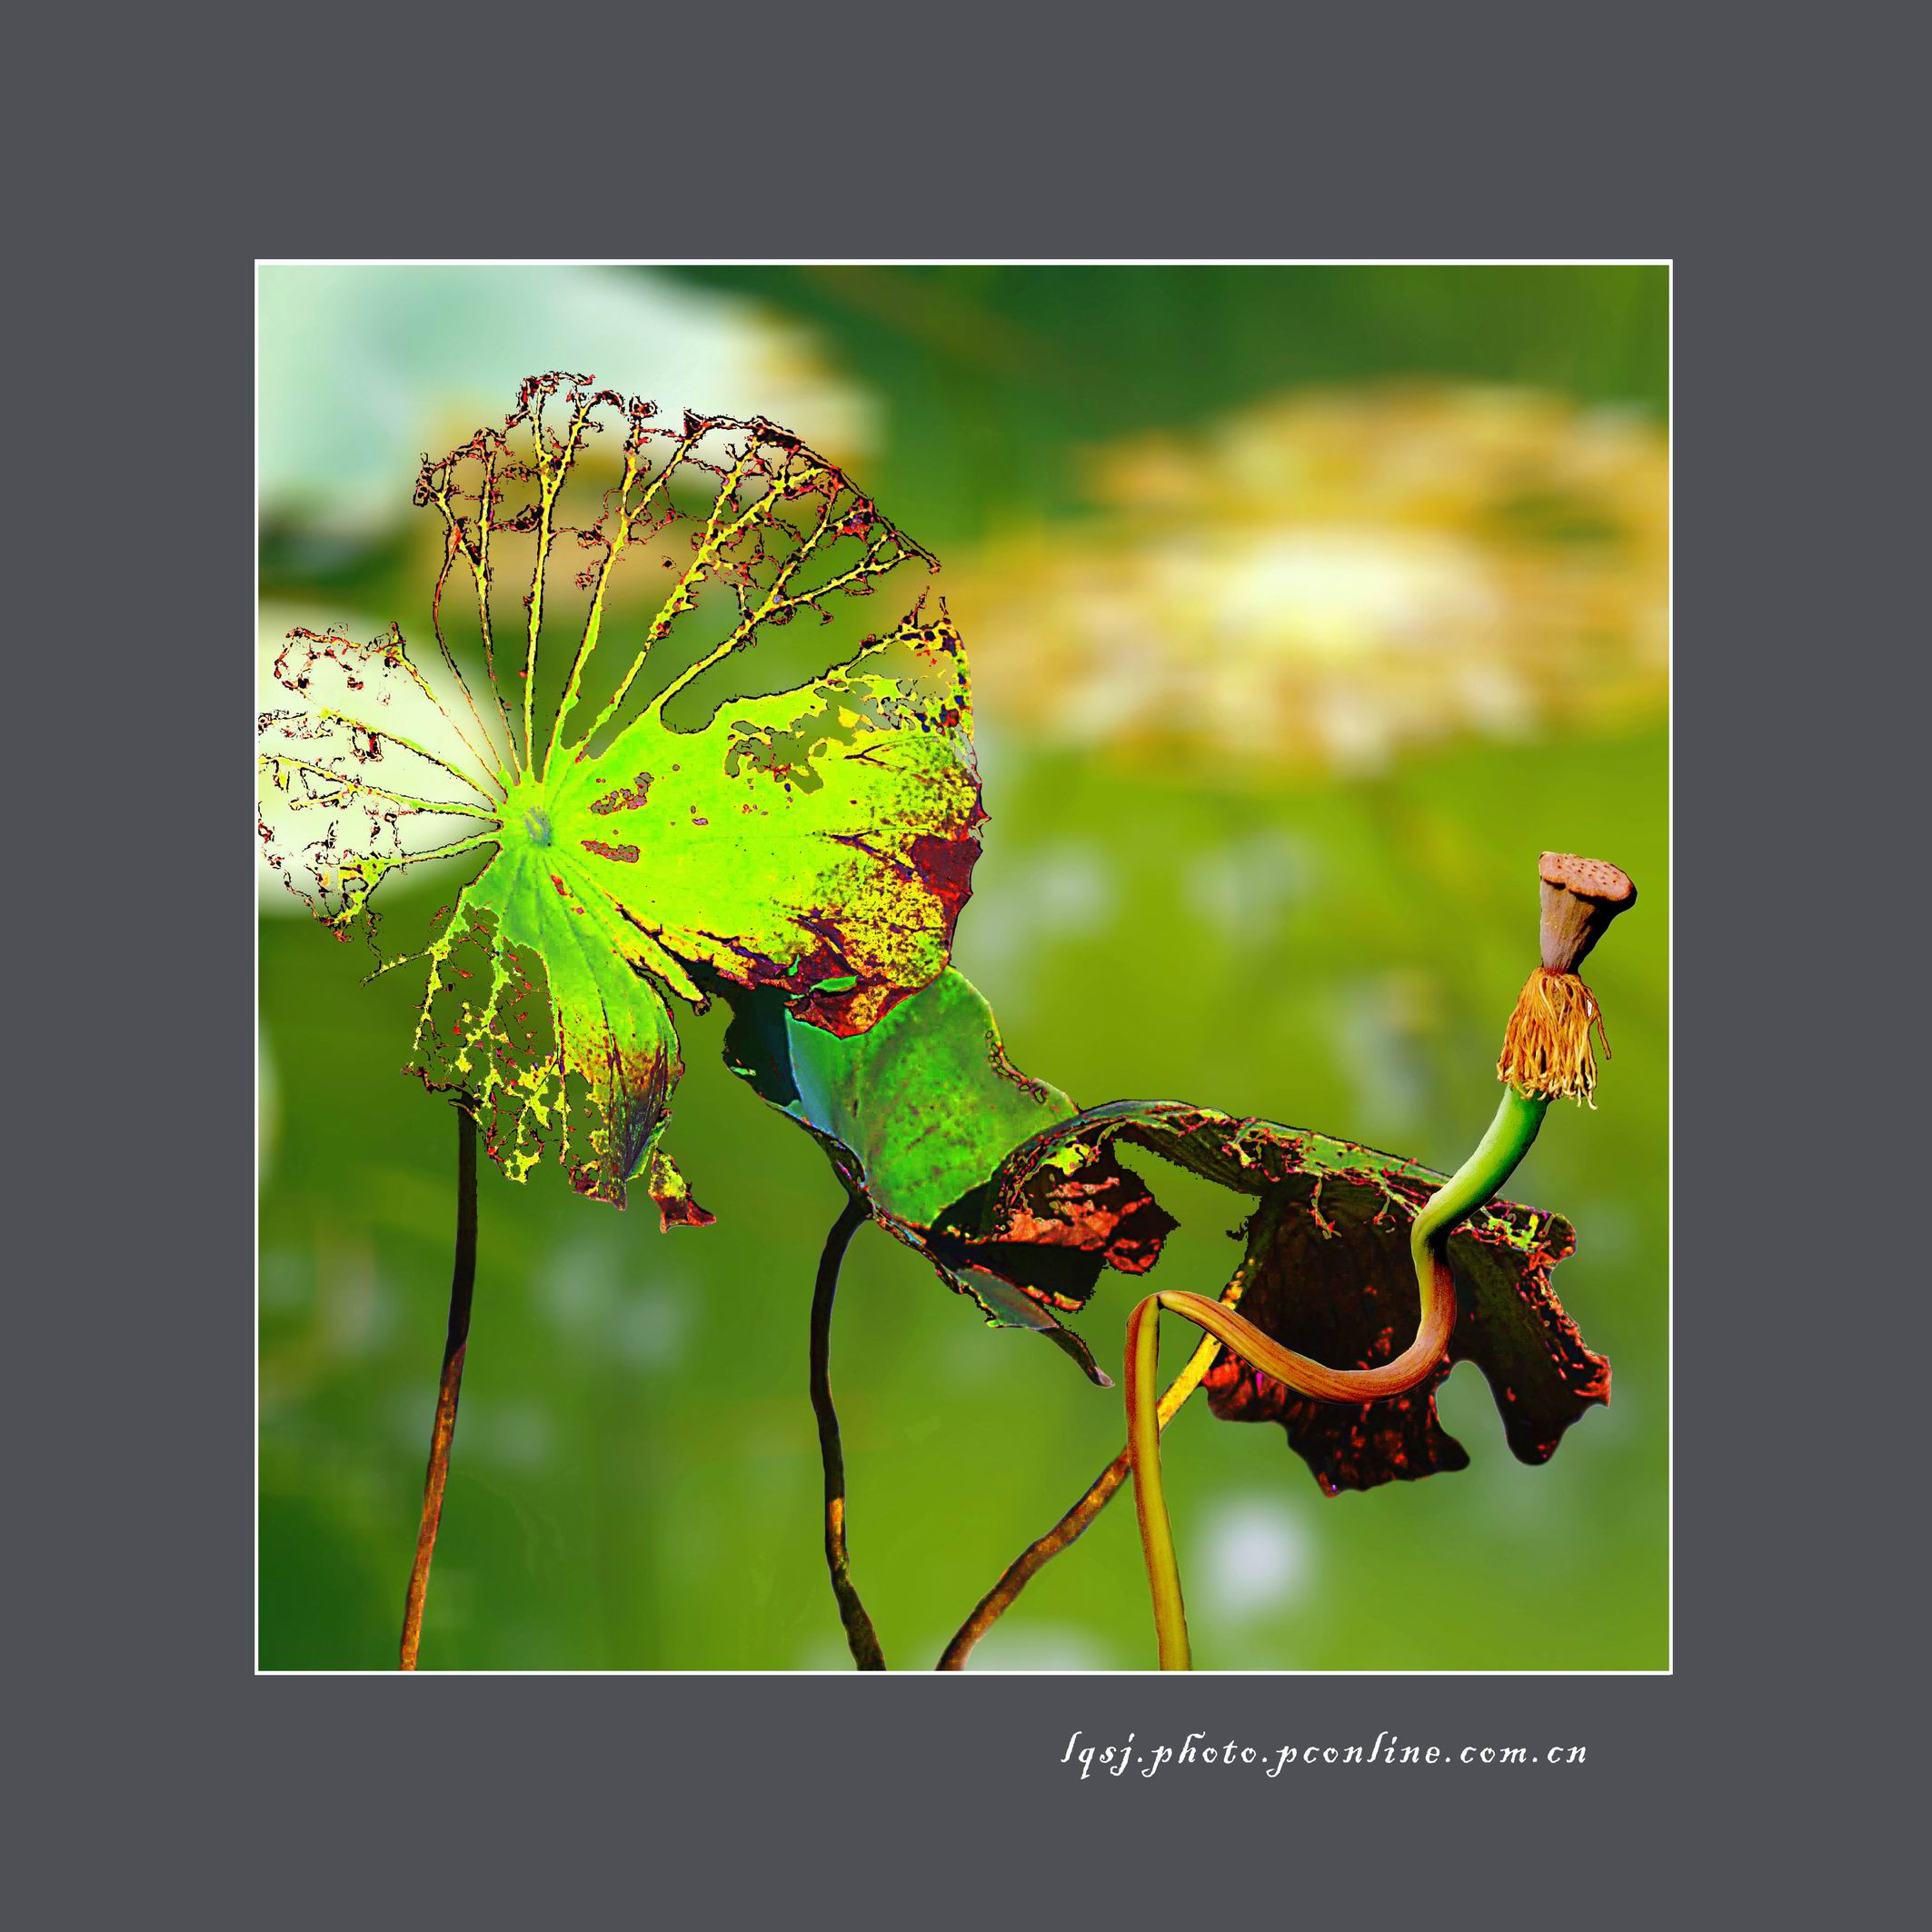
[1129,1085,1551,1669]
[400,1104,478,1670]
[810,1196,887,1669]
[935,1273,1246,1671]
[1126,1297,1189,1666]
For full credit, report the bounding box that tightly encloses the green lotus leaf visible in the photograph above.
[784,969,1074,1226]
[259,374,982,1217]
[722,969,1168,1382]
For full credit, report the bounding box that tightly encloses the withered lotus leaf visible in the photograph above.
[985,1100,1608,1491]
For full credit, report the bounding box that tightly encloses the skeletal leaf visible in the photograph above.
[259,374,982,1216]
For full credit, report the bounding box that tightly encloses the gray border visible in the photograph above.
[26,19,1912,1917]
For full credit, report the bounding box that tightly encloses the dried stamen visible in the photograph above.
[1498,966,1610,1104]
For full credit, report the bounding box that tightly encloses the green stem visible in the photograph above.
[400,1104,478,1671]
[1128,1084,1551,1670]
[1412,1085,1549,1255]
[809,1197,887,1670]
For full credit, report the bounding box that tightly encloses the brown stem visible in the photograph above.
[810,1196,886,1669]
[936,1269,1249,1671]
[937,1450,1131,1670]
[399,1104,478,1671]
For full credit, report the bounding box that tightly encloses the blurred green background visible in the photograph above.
[258,264,1668,1670]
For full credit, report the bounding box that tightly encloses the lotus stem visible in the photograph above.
[1125,851,1634,1668]
[1127,1088,1546,1668]
[810,1195,887,1669]
[400,1103,479,1671]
